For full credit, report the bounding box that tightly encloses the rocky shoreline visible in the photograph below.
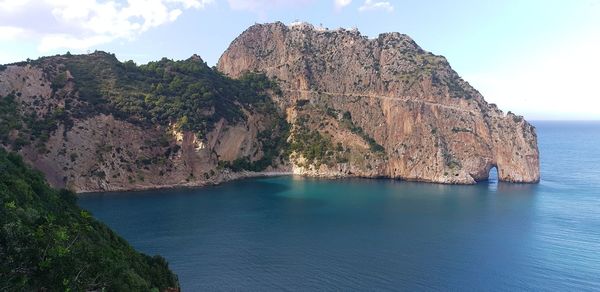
[77,170,294,194]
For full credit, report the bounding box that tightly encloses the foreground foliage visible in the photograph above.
[0,149,178,291]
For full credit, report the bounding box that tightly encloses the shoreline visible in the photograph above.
[77,170,528,195]
[77,171,294,195]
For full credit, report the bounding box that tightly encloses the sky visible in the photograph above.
[1,0,599,120]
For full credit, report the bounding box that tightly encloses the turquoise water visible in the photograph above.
[79,121,600,291]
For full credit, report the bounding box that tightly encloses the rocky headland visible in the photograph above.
[0,22,539,193]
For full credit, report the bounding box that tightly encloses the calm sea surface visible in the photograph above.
[79,121,600,291]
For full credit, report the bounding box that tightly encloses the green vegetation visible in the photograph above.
[451,127,471,133]
[340,111,385,153]
[0,148,178,291]
[59,52,280,137]
[288,115,336,167]
[442,150,461,170]
[290,126,335,167]
[446,77,474,100]
[219,117,290,172]
[0,52,279,142]
[255,118,290,168]
[0,92,69,151]
[0,94,22,147]
[393,50,474,100]
[63,53,288,168]
[50,71,68,92]
[288,108,384,168]
[1,52,289,170]
[215,73,289,171]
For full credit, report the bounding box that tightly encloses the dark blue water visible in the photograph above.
[79,121,600,291]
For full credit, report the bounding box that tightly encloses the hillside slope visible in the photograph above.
[0,52,289,192]
[0,148,178,290]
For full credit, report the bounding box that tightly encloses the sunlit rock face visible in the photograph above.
[218,22,539,183]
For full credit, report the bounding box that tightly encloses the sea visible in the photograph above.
[79,121,600,291]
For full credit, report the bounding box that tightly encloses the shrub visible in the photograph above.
[0,149,178,291]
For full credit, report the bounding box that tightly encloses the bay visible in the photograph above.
[79,121,600,291]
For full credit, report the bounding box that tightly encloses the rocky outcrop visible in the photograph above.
[218,22,539,183]
[0,22,539,193]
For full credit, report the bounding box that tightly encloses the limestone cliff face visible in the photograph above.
[218,22,539,183]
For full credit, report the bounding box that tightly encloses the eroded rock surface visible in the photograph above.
[218,22,539,183]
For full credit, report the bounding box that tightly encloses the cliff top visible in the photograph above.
[259,21,418,44]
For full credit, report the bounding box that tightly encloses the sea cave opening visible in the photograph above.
[488,165,499,183]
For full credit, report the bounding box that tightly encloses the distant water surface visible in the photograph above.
[79,121,600,291]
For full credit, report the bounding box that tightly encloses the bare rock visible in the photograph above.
[218,22,540,183]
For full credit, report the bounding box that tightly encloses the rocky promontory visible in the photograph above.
[0,22,539,193]
[218,22,540,184]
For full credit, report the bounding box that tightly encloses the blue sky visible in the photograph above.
[1,0,599,120]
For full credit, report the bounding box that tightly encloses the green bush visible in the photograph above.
[290,126,335,166]
[60,53,280,137]
[0,94,23,145]
[0,149,178,291]
[51,71,68,92]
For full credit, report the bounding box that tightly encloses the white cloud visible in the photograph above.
[358,0,393,12]
[0,0,213,53]
[0,0,32,12]
[169,0,210,9]
[0,26,26,41]
[334,0,351,9]
[227,0,312,12]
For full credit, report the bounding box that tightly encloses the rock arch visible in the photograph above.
[487,164,499,182]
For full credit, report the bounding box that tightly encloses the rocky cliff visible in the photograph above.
[0,22,539,193]
[218,22,539,183]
